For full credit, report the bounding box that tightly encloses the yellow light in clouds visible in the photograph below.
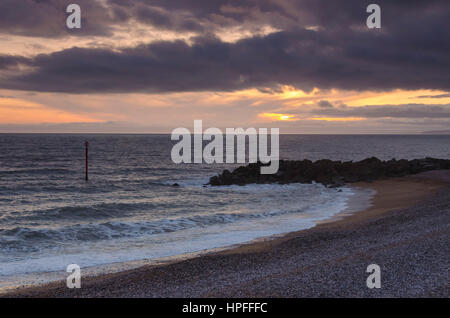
[259,113,297,121]
[278,86,319,100]
[218,25,281,43]
[310,117,367,122]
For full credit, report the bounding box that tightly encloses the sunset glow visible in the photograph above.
[0,0,449,300]
[0,0,448,134]
[259,113,298,122]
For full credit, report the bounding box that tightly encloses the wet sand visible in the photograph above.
[3,170,449,297]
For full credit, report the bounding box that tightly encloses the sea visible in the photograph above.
[0,134,449,290]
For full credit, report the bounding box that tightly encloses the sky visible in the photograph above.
[0,0,449,134]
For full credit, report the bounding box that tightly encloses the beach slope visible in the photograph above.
[4,171,449,298]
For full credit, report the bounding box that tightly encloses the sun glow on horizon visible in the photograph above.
[259,113,297,121]
[0,97,102,124]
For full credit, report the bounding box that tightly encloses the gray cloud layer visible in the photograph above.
[0,0,117,37]
[305,103,450,119]
[2,0,446,37]
[418,94,450,99]
[0,0,449,94]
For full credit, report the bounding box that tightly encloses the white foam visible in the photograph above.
[0,183,368,292]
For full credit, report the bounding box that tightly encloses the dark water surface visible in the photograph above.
[0,134,448,279]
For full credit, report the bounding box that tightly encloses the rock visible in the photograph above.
[172,183,180,187]
[209,176,220,185]
[328,176,345,188]
[208,157,450,187]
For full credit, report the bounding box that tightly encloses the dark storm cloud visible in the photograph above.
[0,0,291,38]
[108,0,292,28]
[0,0,118,37]
[0,55,28,69]
[317,100,334,108]
[0,0,449,93]
[311,104,450,119]
[4,0,445,38]
[108,0,450,34]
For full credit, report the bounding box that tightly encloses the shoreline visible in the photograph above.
[0,184,365,294]
[214,170,447,256]
[3,170,449,297]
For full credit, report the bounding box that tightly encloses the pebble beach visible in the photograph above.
[3,170,449,298]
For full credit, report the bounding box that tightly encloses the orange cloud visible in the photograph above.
[0,97,101,124]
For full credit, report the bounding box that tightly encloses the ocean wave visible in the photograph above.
[0,168,73,175]
[0,206,315,251]
[0,200,179,224]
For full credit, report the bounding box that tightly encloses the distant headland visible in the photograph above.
[422,130,450,134]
